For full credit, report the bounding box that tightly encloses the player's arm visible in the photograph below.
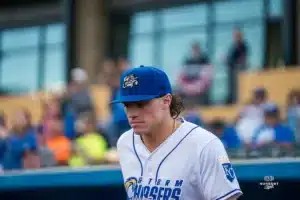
[195,138,243,200]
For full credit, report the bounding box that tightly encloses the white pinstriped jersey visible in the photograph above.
[117,119,243,200]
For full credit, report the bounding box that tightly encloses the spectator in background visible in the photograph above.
[40,99,62,140]
[98,58,115,86]
[46,115,71,166]
[22,110,42,169]
[67,67,95,119]
[286,89,300,144]
[35,102,58,168]
[210,119,241,152]
[117,56,130,73]
[0,111,6,128]
[57,67,94,140]
[183,101,203,127]
[36,131,56,168]
[103,58,131,147]
[41,82,76,140]
[69,112,108,167]
[2,109,40,170]
[63,107,76,140]
[236,87,270,149]
[251,104,295,157]
[177,41,213,105]
[0,112,7,170]
[226,28,248,104]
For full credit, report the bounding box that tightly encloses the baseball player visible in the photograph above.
[113,66,243,200]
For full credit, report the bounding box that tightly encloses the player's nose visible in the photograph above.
[126,107,140,119]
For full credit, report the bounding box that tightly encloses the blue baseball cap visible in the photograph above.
[111,66,172,103]
[264,103,279,114]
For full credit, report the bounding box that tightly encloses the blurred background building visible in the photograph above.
[0,0,297,96]
[0,0,299,199]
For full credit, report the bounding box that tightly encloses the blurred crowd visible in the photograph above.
[208,88,300,158]
[170,27,300,158]
[0,66,124,172]
[176,28,247,105]
[0,28,299,172]
[0,64,299,173]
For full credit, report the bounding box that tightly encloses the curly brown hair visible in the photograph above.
[170,94,184,119]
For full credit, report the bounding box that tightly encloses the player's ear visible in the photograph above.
[161,94,172,108]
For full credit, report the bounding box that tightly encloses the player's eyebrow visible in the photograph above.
[124,100,151,107]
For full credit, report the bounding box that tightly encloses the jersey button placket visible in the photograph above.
[146,156,153,177]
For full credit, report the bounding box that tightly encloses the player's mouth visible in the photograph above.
[130,121,144,127]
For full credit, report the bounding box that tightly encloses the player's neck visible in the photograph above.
[141,117,179,152]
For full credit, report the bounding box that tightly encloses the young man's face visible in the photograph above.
[192,44,201,57]
[264,115,277,126]
[233,30,242,42]
[123,95,172,135]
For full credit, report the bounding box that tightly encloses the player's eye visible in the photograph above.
[123,103,129,108]
[123,101,150,109]
[136,102,148,108]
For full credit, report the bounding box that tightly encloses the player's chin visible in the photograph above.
[132,127,147,135]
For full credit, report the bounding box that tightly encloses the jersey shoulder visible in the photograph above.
[182,121,219,149]
[116,128,134,151]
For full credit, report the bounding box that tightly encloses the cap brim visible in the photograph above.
[110,94,160,104]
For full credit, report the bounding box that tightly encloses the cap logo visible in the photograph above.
[123,74,138,88]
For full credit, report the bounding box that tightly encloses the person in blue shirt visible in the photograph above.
[63,106,76,140]
[252,104,295,157]
[210,119,241,150]
[0,111,7,168]
[0,130,7,169]
[183,102,203,127]
[286,90,300,145]
[2,110,39,170]
[101,87,131,147]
